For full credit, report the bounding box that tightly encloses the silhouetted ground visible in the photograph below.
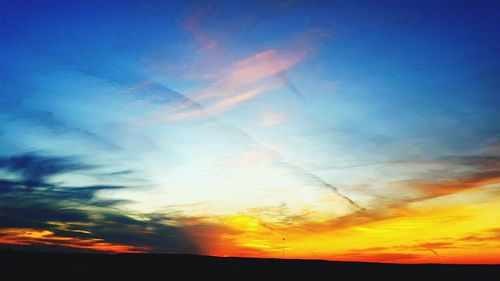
[1,250,498,278]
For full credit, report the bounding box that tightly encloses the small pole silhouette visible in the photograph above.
[282,237,285,258]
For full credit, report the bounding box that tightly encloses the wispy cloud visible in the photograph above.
[399,155,500,200]
[184,1,221,54]
[124,80,190,105]
[278,161,365,211]
[195,49,306,100]
[404,173,500,200]
[147,49,307,123]
[164,82,282,122]
[459,228,500,243]
[0,228,145,253]
[260,111,287,126]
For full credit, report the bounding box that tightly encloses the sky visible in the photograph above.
[0,0,499,264]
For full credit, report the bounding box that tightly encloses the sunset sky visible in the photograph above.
[1,0,499,264]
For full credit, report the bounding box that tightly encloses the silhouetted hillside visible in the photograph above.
[1,250,498,278]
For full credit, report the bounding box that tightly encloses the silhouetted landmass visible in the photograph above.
[1,250,498,278]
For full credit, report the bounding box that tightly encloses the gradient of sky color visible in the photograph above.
[1,0,499,263]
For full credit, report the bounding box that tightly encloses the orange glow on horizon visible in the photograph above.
[0,228,146,253]
[183,186,500,264]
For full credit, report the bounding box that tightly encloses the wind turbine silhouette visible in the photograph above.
[282,237,285,258]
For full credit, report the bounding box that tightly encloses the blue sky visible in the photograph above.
[1,0,499,261]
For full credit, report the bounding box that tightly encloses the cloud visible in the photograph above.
[459,228,500,243]
[277,161,365,211]
[0,228,145,253]
[164,82,281,122]
[0,153,91,189]
[440,155,500,170]
[365,154,500,214]
[0,153,199,254]
[184,1,221,53]
[416,241,456,250]
[277,70,305,99]
[401,155,500,200]
[404,174,500,200]
[125,80,191,105]
[260,111,287,126]
[150,49,307,123]
[417,243,441,257]
[196,50,306,100]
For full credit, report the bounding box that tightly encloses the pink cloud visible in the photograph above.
[165,82,281,122]
[196,49,307,101]
[148,48,307,123]
[260,111,287,126]
[184,3,221,53]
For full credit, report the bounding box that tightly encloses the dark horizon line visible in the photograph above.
[2,249,499,266]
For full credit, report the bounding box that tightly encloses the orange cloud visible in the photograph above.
[405,173,500,200]
[459,228,500,243]
[0,228,146,253]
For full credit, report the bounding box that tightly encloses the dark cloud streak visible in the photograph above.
[0,153,199,254]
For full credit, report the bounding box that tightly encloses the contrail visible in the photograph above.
[417,242,441,258]
[278,71,306,100]
[278,161,365,211]
[219,123,363,211]
[425,246,440,257]
[310,162,388,171]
